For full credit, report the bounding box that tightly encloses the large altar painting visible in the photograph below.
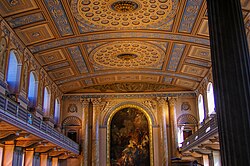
[110,107,150,166]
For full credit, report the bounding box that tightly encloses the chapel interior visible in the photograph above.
[0,0,249,166]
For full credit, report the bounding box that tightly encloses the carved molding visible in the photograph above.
[62,116,82,126]
[84,82,175,92]
[177,114,198,125]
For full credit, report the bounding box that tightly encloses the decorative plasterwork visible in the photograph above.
[181,64,208,77]
[187,45,211,61]
[175,78,198,90]
[36,49,66,66]
[63,92,196,100]
[179,0,203,33]
[167,43,186,71]
[71,0,178,30]
[84,82,174,92]
[67,46,89,74]
[44,62,70,71]
[0,0,38,17]
[177,114,198,124]
[6,12,45,28]
[49,68,74,80]
[44,0,73,36]
[15,24,54,45]
[89,41,165,69]
[28,32,210,53]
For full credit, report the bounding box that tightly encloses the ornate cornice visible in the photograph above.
[63,91,195,100]
[84,82,175,92]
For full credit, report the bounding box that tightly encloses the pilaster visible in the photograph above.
[157,97,170,165]
[81,98,90,166]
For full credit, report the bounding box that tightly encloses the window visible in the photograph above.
[54,98,60,123]
[43,87,50,114]
[207,82,215,115]
[198,94,205,123]
[28,72,38,107]
[6,50,20,92]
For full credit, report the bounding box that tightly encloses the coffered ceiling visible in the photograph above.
[0,0,249,93]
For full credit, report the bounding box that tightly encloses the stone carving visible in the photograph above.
[142,100,157,110]
[181,102,191,111]
[68,103,78,113]
[177,114,197,125]
[85,82,174,92]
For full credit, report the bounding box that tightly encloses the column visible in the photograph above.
[213,151,221,166]
[52,157,58,166]
[81,98,90,166]
[3,144,14,166]
[207,0,250,165]
[157,97,170,165]
[168,97,178,158]
[40,153,48,166]
[91,98,101,166]
[203,155,209,166]
[24,149,34,166]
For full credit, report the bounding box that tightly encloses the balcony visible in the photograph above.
[181,115,218,152]
[0,93,79,155]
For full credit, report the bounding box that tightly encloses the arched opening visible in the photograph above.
[62,116,81,143]
[43,86,50,115]
[110,107,150,166]
[6,50,21,93]
[54,98,60,124]
[177,114,198,147]
[207,82,216,115]
[198,94,205,124]
[28,72,38,108]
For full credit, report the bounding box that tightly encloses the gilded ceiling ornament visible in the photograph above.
[71,0,178,29]
[85,82,174,92]
[89,41,164,69]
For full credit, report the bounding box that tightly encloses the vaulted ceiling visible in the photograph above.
[0,0,249,93]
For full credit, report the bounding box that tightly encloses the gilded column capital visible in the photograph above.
[168,97,177,107]
[81,98,90,107]
[91,98,102,106]
[156,97,167,105]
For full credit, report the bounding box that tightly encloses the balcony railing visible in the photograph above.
[181,115,218,152]
[0,93,79,154]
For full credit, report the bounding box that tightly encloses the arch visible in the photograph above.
[103,101,157,126]
[177,114,198,125]
[198,94,205,123]
[28,71,38,107]
[106,102,154,166]
[42,86,51,115]
[54,98,60,124]
[62,116,82,127]
[6,50,21,93]
[207,82,215,115]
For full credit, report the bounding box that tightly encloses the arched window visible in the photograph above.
[6,50,20,92]
[198,94,205,123]
[207,82,215,115]
[43,87,50,114]
[54,98,60,123]
[28,72,38,107]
